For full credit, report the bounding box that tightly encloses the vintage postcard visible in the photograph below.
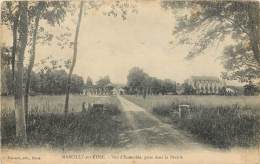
[1,0,260,164]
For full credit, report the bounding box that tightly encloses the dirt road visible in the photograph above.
[117,95,205,149]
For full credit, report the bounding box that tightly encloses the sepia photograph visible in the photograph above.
[1,0,260,164]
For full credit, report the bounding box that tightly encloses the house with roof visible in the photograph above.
[185,76,226,95]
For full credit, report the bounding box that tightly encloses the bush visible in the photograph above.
[104,103,121,115]
[152,102,179,116]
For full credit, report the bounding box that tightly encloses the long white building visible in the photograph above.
[185,76,225,94]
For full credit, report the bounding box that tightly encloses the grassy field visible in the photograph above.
[1,95,127,148]
[1,95,120,113]
[123,95,260,148]
[123,95,260,111]
[2,95,260,148]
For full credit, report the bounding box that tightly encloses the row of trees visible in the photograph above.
[2,46,116,96]
[126,67,176,96]
[1,46,86,95]
[1,68,84,96]
[1,51,114,96]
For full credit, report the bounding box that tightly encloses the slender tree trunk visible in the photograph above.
[15,1,28,143]
[64,1,84,114]
[11,11,20,95]
[248,2,260,65]
[24,5,41,119]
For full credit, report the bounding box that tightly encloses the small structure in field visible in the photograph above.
[178,104,191,119]
[89,103,105,114]
[82,102,92,112]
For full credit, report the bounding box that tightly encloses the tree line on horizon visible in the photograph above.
[1,49,115,96]
[125,67,177,96]
[124,67,259,96]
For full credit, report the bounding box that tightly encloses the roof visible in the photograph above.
[190,76,220,81]
[105,83,114,87]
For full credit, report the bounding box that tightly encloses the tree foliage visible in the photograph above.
[86,76,93,87]
[127,67,148,88]
[96,75,111,88]
[1,66,84,96]
[126,67,176,95]
[244,81,258,96]
[104,0,138,20]
[162,1,260,82]
[221,43,260,82]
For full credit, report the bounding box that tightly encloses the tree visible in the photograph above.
[183,83,196,95]
[63,0,137,112]
[1,47,12,95]
[96,75,111,87]
[1,2,20,93]
[85,76,93,95]
[150,77,161,95]
[24,2,43,119]
[95,76,112,95]
[221,43,260,83]
[126,67,177,95]
[71,74,84,94]
[22,67,84,95]
[24,1,68,118]
[64,1,84,114]
[1,1,69,142]
[162,79,177,94]
[41,69,67,94]
[244,81,258,96]
[127,67,148,95]
[86,76,93,87]
[14,1,28,143]
[162,1,260,82]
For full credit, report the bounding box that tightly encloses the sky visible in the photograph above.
[1,1,226,84]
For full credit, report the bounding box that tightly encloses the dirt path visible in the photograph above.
[117,95,206,149]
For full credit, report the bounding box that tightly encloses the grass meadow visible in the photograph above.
[124,95,260,148]
[123,95,260,111]
[1,95,260,148]
[1,95,120,114]
[1,95,126,148]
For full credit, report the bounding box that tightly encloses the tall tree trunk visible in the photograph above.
[11,12,19,95]
[64,1,84,114]
[14,1,28,143]
[24,4,41,120]
[248,2,260,65]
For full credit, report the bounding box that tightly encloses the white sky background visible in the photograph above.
[1,1,226,84]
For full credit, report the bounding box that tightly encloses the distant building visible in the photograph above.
[185,76,225,95]
[111,88,125,95]
[118,88,125,95]
[82,83,115,96]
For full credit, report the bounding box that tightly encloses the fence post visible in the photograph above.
[179,106,182,118]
